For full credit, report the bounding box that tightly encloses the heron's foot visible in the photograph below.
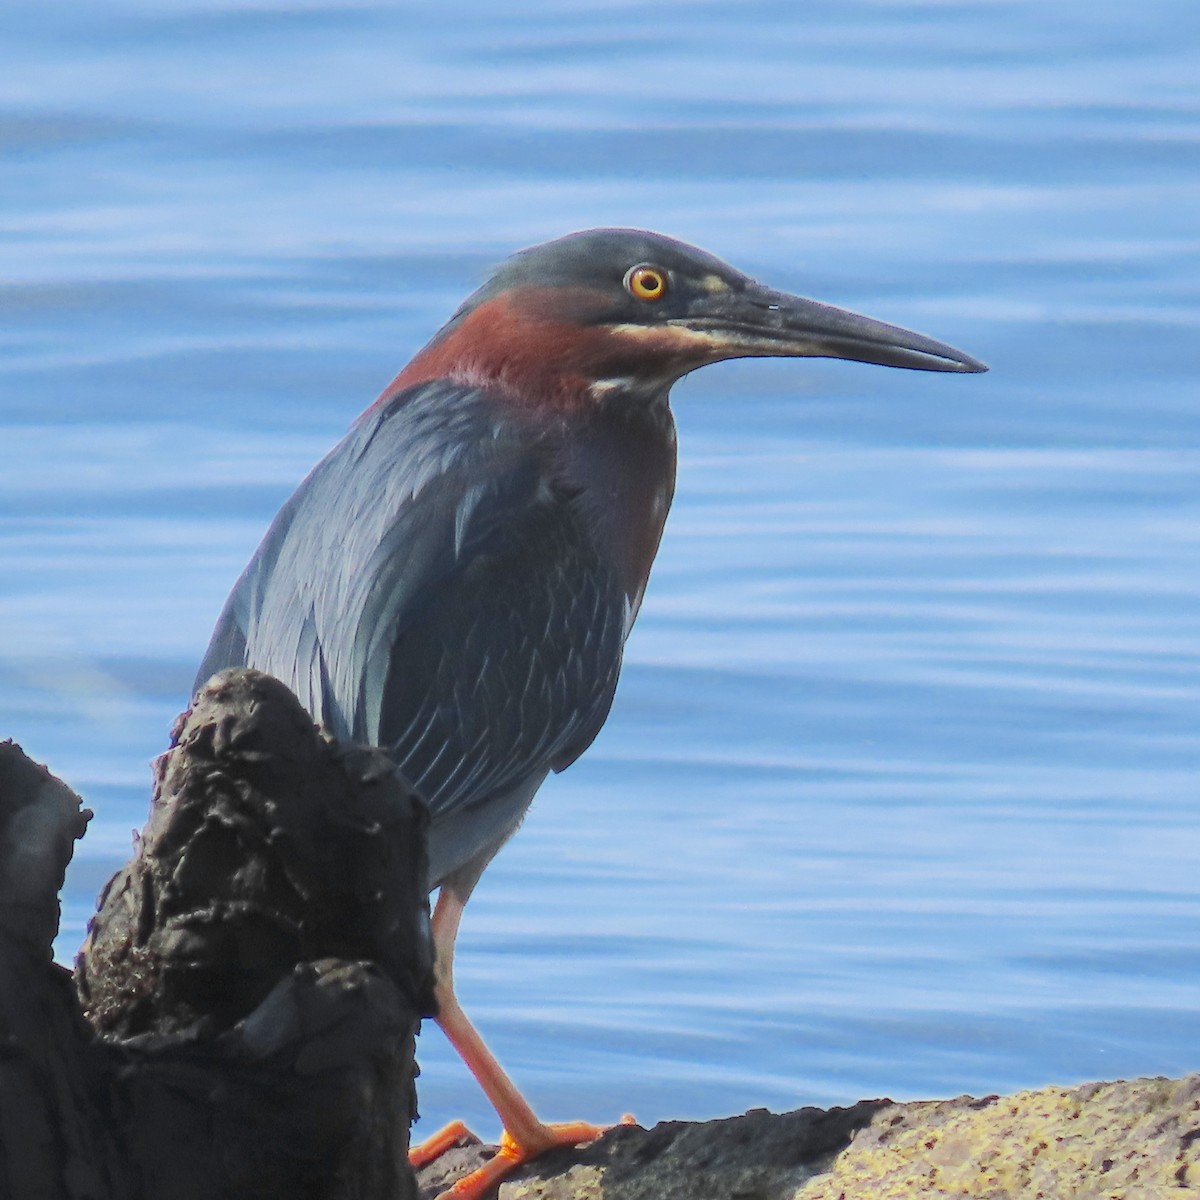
[409,1118,478,1169]
[433,1115,636,1200]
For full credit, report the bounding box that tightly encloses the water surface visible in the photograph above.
[2,0,1198,1138]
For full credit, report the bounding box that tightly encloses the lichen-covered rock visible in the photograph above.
[794,1074,1200,1199]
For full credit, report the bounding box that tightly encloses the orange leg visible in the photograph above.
[410,870,631,1200]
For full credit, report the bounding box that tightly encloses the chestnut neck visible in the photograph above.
[373,285,682,614]
[375,285,679,416]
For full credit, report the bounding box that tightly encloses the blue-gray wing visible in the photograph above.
[195,381,627,846]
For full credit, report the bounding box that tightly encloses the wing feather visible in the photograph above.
[195,381,627,869]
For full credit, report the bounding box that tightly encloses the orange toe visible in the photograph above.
[409,1118,477,1169]
[433,1142,521,1200]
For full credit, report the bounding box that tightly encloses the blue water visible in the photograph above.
[3,0,1198,1141]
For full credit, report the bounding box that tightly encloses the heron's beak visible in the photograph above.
[676,280,988,374]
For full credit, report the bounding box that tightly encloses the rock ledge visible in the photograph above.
[417,1073,1199,1199]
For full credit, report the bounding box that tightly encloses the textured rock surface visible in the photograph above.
[417,1074,1200,1200]
[0,738,92,955]
[2,670,434,1200]
[792,1075,1200,1198]
[0,741,122,1200]
[78,669,435,1038]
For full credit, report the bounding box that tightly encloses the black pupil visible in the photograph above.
[641,273,659,292]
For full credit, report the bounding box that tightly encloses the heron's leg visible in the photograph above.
[409,861,627,1200]
[408,862,491,1170]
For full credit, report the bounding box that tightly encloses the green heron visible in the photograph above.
[196,228,986,1199]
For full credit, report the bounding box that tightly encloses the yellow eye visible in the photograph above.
[625,264,668,301]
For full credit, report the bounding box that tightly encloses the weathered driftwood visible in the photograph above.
[2,669,434,1200]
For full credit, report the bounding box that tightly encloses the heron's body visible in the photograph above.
[196,227,985,1200]
[198,376,674,885]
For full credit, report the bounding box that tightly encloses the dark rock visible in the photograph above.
[2,669,435,1200]
[108,956,420,1200]
[416,1138,494,1200]
[416,1101,889,1200]
[77,669,435,1036]
[0,741,121,1200]
[0,739,91,956]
